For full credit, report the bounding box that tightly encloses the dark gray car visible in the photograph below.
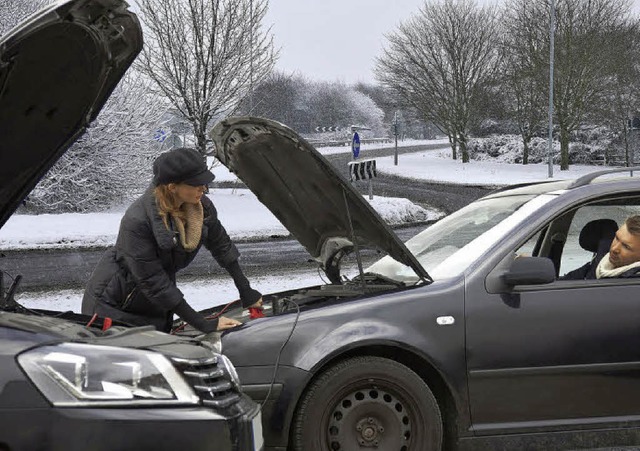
[202,117,640,450]
[0,3,262,450]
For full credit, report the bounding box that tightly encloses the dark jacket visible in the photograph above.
[81,188,253,332]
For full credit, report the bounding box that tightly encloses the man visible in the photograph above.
[562,215,640,280]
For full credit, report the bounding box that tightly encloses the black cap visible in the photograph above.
[152,147,215,186]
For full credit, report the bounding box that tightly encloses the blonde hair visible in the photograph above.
[154,185,186,228]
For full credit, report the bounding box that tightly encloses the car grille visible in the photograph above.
[171,355,242,408]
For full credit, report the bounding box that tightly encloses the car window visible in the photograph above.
[367,193,556,283]
[516,229,544,258]
[559,203,640,275]
[513,195,640,278]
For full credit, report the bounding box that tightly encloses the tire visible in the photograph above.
[291,356,443,451]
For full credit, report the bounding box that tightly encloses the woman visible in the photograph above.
[82,147,262,333]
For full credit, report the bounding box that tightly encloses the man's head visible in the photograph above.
[608,215,640,268]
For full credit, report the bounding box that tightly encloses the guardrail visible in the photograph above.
[306,137,393,148]
[591,155,634,166]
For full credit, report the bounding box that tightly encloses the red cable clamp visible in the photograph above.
[102,317,113,331]
[248,307,265,319]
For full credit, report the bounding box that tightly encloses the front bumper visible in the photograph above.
[236,364,310,450]
[0,403,263,451]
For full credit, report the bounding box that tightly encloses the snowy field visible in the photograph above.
[0,189,442,250]
[17,268,324,314]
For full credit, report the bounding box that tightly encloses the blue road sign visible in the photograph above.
[352,132,360,158]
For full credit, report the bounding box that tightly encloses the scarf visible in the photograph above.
[170,202,203,251]
[595,252,640,279]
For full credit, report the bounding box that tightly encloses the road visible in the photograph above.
[323,144,495,213]
[0,225,426,292]
[1,143,493,292]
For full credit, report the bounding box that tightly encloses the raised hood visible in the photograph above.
[209,116,430,282]
[0,0,143,228]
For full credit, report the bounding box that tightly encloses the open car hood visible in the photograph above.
[0,0,142,229]
[209,116,430,282]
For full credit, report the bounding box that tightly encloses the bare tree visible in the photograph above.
[596,20,640,166]
[500,0,549,164]
[134,0,277,155]
[237,70,304,129]
[375,0,500,162]
[507,0,634,170]
[27,72,167,212]
[242,75,388,136]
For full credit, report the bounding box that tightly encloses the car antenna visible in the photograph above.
[342,188,367,290]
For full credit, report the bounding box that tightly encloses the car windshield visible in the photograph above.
[366,193,555,283]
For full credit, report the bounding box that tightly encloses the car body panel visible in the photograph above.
[467,279,640,432]
[0,406,234,451]
[223,279,470,446]
[465,180,640,434]
[0,313,263,450]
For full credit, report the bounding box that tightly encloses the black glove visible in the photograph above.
[226,260,262,308]
[239,287,262,309]
[174,299,219,333]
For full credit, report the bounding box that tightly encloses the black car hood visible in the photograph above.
[209,116,430,282]
[0,311,216,360]
[0,0,142,229]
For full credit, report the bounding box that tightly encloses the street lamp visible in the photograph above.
[547,0,555,178]
[393,111,399,166]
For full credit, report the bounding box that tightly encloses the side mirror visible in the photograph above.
[501,257,556,286]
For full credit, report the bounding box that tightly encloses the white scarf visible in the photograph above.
[595,252,640,279]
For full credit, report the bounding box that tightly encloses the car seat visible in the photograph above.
[579,219,618,255]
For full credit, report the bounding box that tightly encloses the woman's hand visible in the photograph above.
[216,315,242,331]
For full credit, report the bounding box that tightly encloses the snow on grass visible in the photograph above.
[0,189,440,250]
[18,268,325,313]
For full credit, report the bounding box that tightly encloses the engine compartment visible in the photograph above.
[172,271,410,338]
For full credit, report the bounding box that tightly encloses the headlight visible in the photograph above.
[18,343,199,407]
[218,354,240,389]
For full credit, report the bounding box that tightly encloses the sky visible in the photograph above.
[10,137,618,313]
[264,0,640,85]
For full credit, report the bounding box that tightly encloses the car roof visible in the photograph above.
[484,167,640,200]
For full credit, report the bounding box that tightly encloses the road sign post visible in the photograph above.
[348,159,377,200]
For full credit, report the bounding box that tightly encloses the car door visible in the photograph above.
[465,201,640,435]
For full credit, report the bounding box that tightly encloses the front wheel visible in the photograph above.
[291,356,443,451]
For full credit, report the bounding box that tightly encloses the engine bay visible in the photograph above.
[172,271,410,338]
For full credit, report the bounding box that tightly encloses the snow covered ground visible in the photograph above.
[0,189,441,251]
[376,146,605,186]
[6,136,630,312]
